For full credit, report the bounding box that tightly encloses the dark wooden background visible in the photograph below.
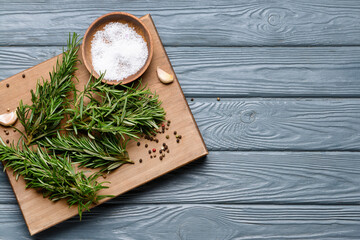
[1,0,360,239]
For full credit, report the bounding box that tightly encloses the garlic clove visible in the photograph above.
[0,111,17,127]
[157,67,174,84]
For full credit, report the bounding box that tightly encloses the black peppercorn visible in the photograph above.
[167,149,170,153]
[6,139,9,144]
[191,98,194,101]
[145,144,148,148]
[139,159,143,163]
[159,156,163,160]
[159,150,162,154]
[148,150,151,154]
[6,83,9,88]
[137,142,140,146]
[22,74,25,78]
[176,139,180,143]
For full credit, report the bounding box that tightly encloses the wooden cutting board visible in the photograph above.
[0,14,208,236]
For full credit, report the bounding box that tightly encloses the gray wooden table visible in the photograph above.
[1,1,360,239]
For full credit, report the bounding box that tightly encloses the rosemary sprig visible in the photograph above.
[38,132,132,172]
[0,138,112,219]
[16,33,80,145]
[66,75,166,139]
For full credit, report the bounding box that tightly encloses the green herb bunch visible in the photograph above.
[0,138,112,219]
[66,75,166,139]
[16,33,80,145]
[39,132,131,172]
[2,32,166,219]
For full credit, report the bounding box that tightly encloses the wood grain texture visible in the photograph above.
[2,0,360,238]
[2,94,360,152]
[2,46,360,97]
[1,0,360,46]
[189,98,360,151]
[2,151,360,205]
[1,203,360,239]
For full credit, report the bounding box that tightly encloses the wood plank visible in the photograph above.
[1,1,360,46]
[1,203,360,239]
[2,91,360,152]
[2,46,360,97]
[2,151,360,205]
[189,98,360,151]
[0,14,207,236]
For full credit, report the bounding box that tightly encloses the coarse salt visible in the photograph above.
[91,22,148,81]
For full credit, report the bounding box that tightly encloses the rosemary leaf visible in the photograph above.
[0,138,113,219]
[66,75,166,139]
[16,33,81,145]
[38,132,132,172]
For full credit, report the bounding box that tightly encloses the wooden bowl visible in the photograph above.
[82,12,153,85]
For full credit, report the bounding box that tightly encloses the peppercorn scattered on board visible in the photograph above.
[0,14,208,236]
